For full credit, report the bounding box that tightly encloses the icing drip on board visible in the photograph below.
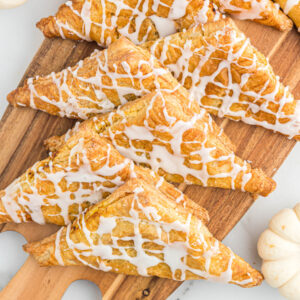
[143,20,300,139]
[54,183,255,285]
[51,0,216,46]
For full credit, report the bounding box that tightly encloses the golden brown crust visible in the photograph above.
[274,0,300,29]
[45,91,275,196]
[0,128,208,225]
[24,178,263,287]
[36,0,217,45]
[142,18,300,141]
[36,0,291,48]
[213,0,292,30]
[8,36,237,151]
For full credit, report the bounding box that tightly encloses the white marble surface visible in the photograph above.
[0,1,299,299]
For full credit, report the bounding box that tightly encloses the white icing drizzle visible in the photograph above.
[22,46,177,119]
[1,139,132,224]
[88,91,253,189]
[1,135,189,225]
[26,19,300,138]
[54,185,254,285]
[53,0,213,46]
[145,22,300,139]
[282,0,300,14]
[217,0,269,20]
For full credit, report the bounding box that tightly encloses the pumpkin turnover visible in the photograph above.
[142,18,300,140]
[24,178,263,287]
[36,0,218,46]
[45,91,275,196]
[36,0,290,47]
[9,20,300,140]
[0,129,207,226]
[7,37,182,120]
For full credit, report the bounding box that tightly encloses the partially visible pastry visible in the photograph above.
[142,18,300,140]
[214,0,292,30]
[45,90,276,196]
[274,0,300,30]
[36,0,291,47]
[24,178,263,287]
[36,0,218,46]
[8,26,300,140]
[0,129,206,225]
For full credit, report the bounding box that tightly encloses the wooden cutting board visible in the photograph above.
[0,18,299,300]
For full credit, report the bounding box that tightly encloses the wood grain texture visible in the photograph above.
[0,19,299,300]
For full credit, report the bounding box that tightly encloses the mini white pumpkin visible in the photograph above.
[258,203,300,300]
[0,0,27,9]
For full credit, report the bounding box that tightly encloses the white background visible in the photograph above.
[0,0,299,299]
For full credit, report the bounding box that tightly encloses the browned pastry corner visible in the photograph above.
[44,90,276,196]
[0,128,207,225]
[24,178,263,287]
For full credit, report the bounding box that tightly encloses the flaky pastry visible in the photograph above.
[45,90,275,196]
[6,36,235,150]
[273,0,300,30]
[9,20,300,140]
[24,178,263,287]
[214,0,292,30]
[36,0,291,47]
[142,19,300,140]
[8,37,176,120]
[36,0,217,46]
[0,129,206,225]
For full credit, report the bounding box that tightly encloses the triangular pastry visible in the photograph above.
[142,19,300,140]
[7,37,176,120]
[0,129,207,225]
[7,36,235,151]
[36,0,218,46]
[213,0,292,30]
[273,0,300,30]
[9,21,300,140]
[24,178,263,287]
[44,90,276,196]
[36,0,291,47]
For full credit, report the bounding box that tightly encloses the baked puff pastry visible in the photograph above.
[24,178,263,287]
[36,0,218,46]
[45,90,276,196]
[9,21,300,140]
[0,129,206,225]
[142,19,300,140]
[8,37,176,120]
[273,0,300,30]
[213,0,292,30]
[6,36,235,150]
[36,0,291,47]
